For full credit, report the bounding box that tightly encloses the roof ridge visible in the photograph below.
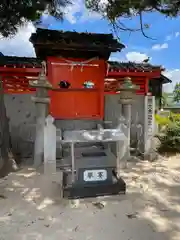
[108,60,162,68]
[0,55,41,60]
[36,28,114,36]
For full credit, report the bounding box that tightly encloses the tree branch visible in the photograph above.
[110,14,156,40]
[139,11,156,40]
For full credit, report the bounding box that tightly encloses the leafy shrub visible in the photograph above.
[156,112,180,153]
[169,113,180,122]
[155,114,171,127]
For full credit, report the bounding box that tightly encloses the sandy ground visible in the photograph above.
[0,156,180,240]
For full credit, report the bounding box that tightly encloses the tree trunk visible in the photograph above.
[0,78,17,177]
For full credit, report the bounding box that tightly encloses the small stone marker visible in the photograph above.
[44,115,56,175]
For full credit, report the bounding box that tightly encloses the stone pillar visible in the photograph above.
[29,62,52,167]
[117,77,139,169]
[121,104,131,159]
[122,104,131,138]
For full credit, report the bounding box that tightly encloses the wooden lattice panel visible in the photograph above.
[2,76,36,93]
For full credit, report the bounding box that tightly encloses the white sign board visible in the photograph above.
[144,96,155,154]
[83,169,107,182]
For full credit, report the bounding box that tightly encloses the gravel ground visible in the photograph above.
[0,155,180,240]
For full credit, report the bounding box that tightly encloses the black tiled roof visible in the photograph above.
[0,57,171,83]
[108,61,171,84]
[159,74,172,83]
[108,61,164,72]
[30,28,125,51]
[0,56,42,68]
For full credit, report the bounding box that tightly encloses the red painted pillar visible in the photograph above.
[145,77,149,95]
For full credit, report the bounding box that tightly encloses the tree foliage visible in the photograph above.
[173,82,180,103]
[0,0,71,37]
[161,92,169,108]
[156,113,180,153]
[85,0,180,38]
[1,1,180,38]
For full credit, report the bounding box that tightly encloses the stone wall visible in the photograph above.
[104,94,145,155]
[4,93,146,158]
[4,94,36,158]
[104,94,145,139]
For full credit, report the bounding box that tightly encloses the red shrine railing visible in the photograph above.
[3,76,147,95]
[1,73,152,95]
[1,60,161,95]
[2,76,35,93]
[106,69,161,95]
[1,67,41,93]
[104,77,147,95]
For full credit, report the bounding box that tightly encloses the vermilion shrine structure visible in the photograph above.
[2,28,171,198]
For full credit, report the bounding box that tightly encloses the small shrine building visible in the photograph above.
[1,28,171,158]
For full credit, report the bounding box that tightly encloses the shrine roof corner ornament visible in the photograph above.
[30,28,125,59]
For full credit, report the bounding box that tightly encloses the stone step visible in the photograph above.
[61,144,104,158]
[56,148,116,170]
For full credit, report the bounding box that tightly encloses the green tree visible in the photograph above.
[173,83,180,103]
[0,0,71,37]
[162,92,170,106]
[85,0,180,38]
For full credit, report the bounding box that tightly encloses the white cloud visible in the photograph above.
[64,0,81,24]
[109,56,125,62]
[126,51,149,63]
[152,43,168,51]
[163,69,180,92]
[175,32,180,37]
[64,0,102,24]
[0,22,35,57]
[80,10,102,22]
[165,35,172,41]
[165,32,180,42]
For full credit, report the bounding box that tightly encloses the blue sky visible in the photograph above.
[0,0,180,92]
[39,2,180,69]
[38,0,180,92]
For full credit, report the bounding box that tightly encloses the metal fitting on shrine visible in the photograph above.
[117,77,139,105]
[29,61,52,89]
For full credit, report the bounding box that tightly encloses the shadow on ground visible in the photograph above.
[0,156,180,240]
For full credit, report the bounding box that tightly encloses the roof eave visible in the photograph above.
[160,74,172,84]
